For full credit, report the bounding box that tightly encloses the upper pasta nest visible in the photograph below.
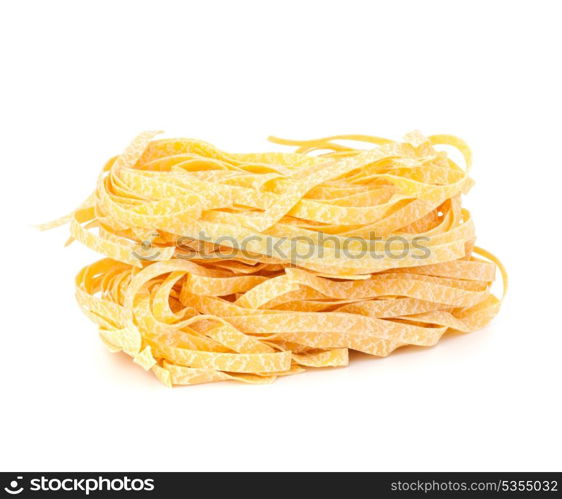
[43,130,477,277]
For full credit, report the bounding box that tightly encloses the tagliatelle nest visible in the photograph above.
[41,131,506,386]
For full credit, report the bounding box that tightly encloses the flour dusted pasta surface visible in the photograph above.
[42,131,506,386]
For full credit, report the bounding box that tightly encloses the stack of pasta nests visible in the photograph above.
[44,130,505,386]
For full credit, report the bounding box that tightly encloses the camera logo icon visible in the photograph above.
[3,477,24,495]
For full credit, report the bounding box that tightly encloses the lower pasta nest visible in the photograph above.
[44,130,506,386]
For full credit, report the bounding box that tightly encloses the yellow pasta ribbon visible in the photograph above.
[42,130,505,386]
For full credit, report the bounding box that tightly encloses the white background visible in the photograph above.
[1,0,560,472]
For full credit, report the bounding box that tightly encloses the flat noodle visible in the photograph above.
[43,131,506,386]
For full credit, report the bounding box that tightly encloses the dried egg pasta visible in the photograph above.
[42,131,506,386]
